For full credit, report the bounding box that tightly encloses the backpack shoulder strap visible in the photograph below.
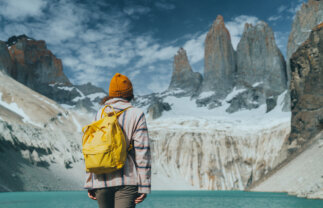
[100,105,132,118]
[116,106,132,117]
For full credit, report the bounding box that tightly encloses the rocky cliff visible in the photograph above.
[168,48,202,96]
[250,22,323,200]
[236,22,287,95]
[289,22,323,147]
[203,15,236,98]
[0,35,107,112]
[8,36,70,88]
[149,115,291,190]
[0,72,89,191]
[0,41,14,74]
[145,17,291,117]
[224,22,288,113]
[287,0,323,83]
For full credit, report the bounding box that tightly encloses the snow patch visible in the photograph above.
[72,96,85,102]
[0,93,41,127]
[87,92,106,101]
[60,104,75,109]
[198,91,214,99]
[252,82,263,87]
[225,87,246,101]
[57,86,75,91]
[151,91,290,132]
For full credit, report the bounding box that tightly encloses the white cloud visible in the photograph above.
[128,70,141,80]
[155,2,175,10]
[268,15,282,22]
[146,74,170,94]
[277,5,287,13]
[135,40,177,67]
[0,0,47,20]
[123,5,150,16]
[225,15,260,50]
[70,67,108,86]
[183,33,206,64]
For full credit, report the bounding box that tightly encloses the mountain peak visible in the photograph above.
[243,21,267,33]
[6,34,34,47]
[168,47,202,95]
[236,20,286,96]
[203,15,235,97]
[213,15,224,26]
[176,47,186,56]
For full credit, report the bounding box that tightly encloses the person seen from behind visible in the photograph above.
[85,73,151,208]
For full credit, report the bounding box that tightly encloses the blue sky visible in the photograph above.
[0,0,305,95]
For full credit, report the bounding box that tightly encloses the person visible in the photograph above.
[84,73,151,208]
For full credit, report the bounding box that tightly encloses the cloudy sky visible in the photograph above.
[0,0,305,94]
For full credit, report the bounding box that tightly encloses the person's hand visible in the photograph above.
[135,193,147,204]
[88,190,97,200]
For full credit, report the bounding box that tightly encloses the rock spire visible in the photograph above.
[287,0,323,83]
[203,15,236,98]
[289,22,323,147]
[236,21,287,95]
[168,47,202,95]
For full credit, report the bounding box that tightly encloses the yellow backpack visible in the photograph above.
[82,105,132,174]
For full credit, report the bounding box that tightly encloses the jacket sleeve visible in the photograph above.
[133,112,151,193]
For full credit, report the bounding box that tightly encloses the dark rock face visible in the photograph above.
[147,98,171,119]
[8,37,70,88]
[226,85,266,113]
[236,22,287,96]
[203,15,236,98]
[196,94,222,109]
[0,41,13,74]
[287,0,323,83]
[6,34,34,47]
[168,48,202,95]
[289,22,323,147]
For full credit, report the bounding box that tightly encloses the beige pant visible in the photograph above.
[94,186,138,208]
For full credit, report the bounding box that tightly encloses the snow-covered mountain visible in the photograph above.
[148,92,291,190]
[0,71,90,191]
[133,4,323,198]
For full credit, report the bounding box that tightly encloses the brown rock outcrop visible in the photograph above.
[0,35,107,112]
[203,15,235,98]
[287,0,323,83]
[168,48,202,95]
[8,37,70,88]
[289,22,323,147]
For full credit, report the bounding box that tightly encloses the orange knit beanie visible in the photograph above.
[109,73,133,98]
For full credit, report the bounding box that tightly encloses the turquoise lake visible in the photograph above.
[0,191,322,208]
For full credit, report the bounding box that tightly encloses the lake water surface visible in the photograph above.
[0,191,322,208]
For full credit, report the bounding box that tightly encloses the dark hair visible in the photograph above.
[100,95,134,105]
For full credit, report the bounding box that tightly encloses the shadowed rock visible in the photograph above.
[0,41,14,75]
[0,35,107,112]
[287,0,323,84]
[289,22,323,148]
[147,98,171,120]
[236,21,287,96]
[8,36,70,88]
[203,15,236,98]
[168,48,202,96]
